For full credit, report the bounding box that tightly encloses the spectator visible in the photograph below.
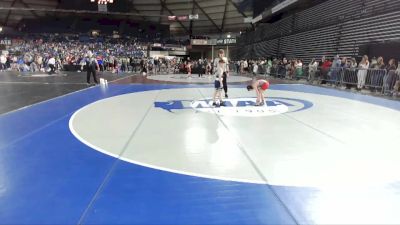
[0,54,6,71]
[357,55,369,91]
[253,62,259,76]
[321,58,332,84]
[47,55,56,74]
[394,63,400,96]
[308,58,318,82]
[295,59,303,79]
[330,55,341,84]
[383,59,397,95]
[371,56,385,91]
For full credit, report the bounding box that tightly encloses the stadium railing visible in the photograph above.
[253,64,400,96]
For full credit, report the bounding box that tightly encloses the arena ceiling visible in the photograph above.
[0,0,257,35]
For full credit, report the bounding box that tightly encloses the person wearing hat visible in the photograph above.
[247,79,270,106]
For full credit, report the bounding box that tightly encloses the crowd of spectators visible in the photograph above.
[0,34,218,77]
[0,35,145,73]
[1,35,398,96]
[233,55,400,96]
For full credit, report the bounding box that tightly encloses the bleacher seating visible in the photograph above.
[235,0,400,62]
[295,0,362,31]
[279,26,339,61]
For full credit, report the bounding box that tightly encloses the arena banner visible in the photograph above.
[190,39,216,46]
[216,38,236,45]
[0,39,12,45]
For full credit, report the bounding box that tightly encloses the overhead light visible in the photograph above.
[0,27,2,32]
[227,34,231,38]
[90,0,114,4]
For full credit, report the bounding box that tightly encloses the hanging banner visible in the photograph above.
[0,39,11,45]
[177,15,188,21]
[216,38,236,45]
[189,14,199,20]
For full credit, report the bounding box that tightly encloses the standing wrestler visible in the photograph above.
[212,58,226,107]
[214,49,229,98]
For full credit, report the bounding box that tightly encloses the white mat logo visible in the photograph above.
[190,98,287,117]
[154,97,313,117]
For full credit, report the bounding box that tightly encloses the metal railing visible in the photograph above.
[250,64,400,97]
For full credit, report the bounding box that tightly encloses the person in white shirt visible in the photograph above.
[0,54,6,71]
[243,60,248,73]
[86,51,99,85]
[212,58,226,107]
[48,56,56,75]
[253,63,259,76]
[308,58,318,82]
[213,49,229,98]
[357,55,370,90]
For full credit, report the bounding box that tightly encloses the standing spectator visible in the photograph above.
[321,58,332,84]
[371,56,385,91]
[343,58,358,89]
[198,59,204,78]
[308,58,318,82]
[235,61,240,74]
[240,60,244,75]
[253,62,259,76]
[350,58,358,68]
[158,58,162,73]
[278,58,287,78]
[243,60,248,74]
[338,57,348,85]
[357,55,369,91]
[330,55,341,84]
[186,60,192,78]
[140,58,147,76]
[393,63,400,96]
[0,54,6,71]
[206,59,212,76]
[288,60,296,80]
[97,56,104,72]
[153,57,159,75]
[383,59,397,95]
[295,59,304,79]
[370,57,377,68]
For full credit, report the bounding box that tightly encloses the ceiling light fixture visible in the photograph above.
[91,0,114,4]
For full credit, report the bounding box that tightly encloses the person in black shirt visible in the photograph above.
[86,51,99,85]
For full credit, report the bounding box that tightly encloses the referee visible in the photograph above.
[86,51,99,85]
